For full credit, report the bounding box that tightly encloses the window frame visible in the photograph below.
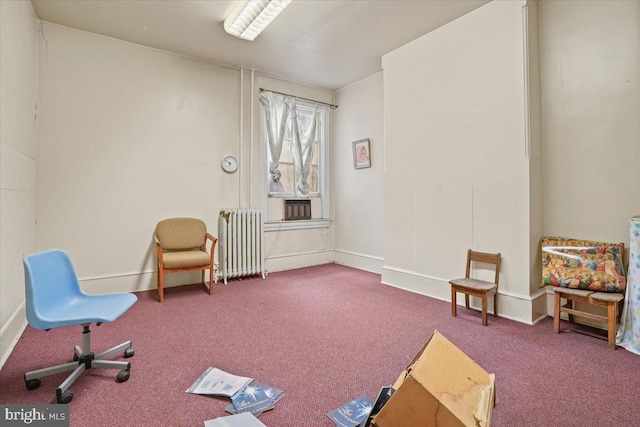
[261,98,331,230]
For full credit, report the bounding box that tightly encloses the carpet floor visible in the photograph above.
[1,263,639,426]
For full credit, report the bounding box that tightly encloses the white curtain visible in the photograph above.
[289,101,318,195]
[260,91,290,192]
[261,90,320,195]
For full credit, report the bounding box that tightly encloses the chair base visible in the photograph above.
[451,286,497,326]
[157,267,214,303]
[24,324,134,403]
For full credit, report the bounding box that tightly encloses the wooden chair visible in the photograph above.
[553,287,624,349]
[544,240,625,349]
[154,218,217,303]
[450,250,502,326]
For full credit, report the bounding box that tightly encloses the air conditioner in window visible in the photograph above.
[284,199,311,220]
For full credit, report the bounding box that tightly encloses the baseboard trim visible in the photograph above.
[0,303,27,369]
[78,270,215,295]
[333,249,383,274]
[265,249,333,273]
[77,250,335,293]
[381,265,544,325]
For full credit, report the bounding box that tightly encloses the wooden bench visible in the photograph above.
[553,287,625,349]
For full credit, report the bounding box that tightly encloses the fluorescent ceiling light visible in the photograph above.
[224,0,292,41]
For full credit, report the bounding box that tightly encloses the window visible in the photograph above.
[269,102,323,196]
[261,93,331,228]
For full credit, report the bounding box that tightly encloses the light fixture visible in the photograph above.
[224,0,292,41]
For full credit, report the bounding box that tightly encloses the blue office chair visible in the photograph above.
[23,249,138,404]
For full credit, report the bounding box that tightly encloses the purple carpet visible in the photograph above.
[1,263,639,426]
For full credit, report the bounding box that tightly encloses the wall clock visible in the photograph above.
[221,155,238,173]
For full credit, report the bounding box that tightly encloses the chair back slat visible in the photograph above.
[466,250,501,285]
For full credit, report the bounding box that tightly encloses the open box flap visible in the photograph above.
[375,330,496,427]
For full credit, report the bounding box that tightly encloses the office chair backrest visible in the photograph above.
[24,249,83,330]
[155,218,206,250]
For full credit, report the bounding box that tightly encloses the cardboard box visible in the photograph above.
[371,330,496,427]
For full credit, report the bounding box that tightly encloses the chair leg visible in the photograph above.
[25,361,80,382]
[209,265,214,294]
[554,292,561,333]
[25,324,134,404]
[608,302,617,349]
[158,266,164,303]
[568,299,574,323]
[481,294,488,326]
[465,294,470,309]
[493,292,498,317]
[200,269,213,295]
[451,287,457,317]
[617,299,624,322]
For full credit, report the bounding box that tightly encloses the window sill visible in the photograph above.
[264,219,331,232]
[268,194,320,198]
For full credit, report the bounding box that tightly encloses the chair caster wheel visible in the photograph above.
[25,379,41,390]
[73,353,79,361]
[57,391,73,404]
[124,347,134,358]
[117,370,130,382]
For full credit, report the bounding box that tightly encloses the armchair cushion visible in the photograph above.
[162,250,211,269]
[156,218,206,250]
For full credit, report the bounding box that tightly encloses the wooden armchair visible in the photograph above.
[154,218,217,303]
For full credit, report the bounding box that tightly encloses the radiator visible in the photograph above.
[216,208,266,284]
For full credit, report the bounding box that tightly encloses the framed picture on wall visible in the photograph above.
[353,138,371,169]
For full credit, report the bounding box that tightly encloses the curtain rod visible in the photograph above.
[259,88,338,109]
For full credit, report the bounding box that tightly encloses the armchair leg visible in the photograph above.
[158,267,164,303]
[200,269,213,295]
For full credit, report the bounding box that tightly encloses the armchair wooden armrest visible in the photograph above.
[154,235,164,264]
[205,233,217,262]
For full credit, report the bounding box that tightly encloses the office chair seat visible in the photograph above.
[23,249,138,404]
[30,292,136,330]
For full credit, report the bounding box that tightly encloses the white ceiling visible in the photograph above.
[31,0,489,91]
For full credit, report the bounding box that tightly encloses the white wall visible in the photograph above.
[0,1,38,366]
[251,74,336,272]
[35,23,337,294]
[36,22,241,293]
[381,1,541,323]
[540,0,640,245]
[524,1,546,319]
[333,72,385,273]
